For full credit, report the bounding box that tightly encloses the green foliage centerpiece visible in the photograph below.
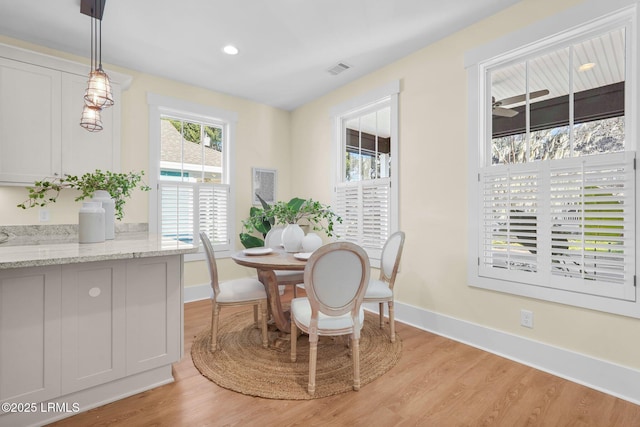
[240,196,342,249]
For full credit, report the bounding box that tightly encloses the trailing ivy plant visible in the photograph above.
[17,170,151,220]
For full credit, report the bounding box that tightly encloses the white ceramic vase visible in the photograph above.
[301,232,323,252]
[78,201,105,243]
[92,190,115,240]
[281,223,304,252]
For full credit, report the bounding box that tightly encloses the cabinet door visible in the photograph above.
[125,256,182,375]
[0,58,61,183]
[61,73,121,176]
[60,261,126,394]
[0,267,61,404]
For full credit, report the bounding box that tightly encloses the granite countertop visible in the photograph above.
[0,225,198,269]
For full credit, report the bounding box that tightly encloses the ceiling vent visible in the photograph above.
[327,62,351,76]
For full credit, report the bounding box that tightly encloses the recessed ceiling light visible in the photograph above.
[223,45,239,55]
[578,62,596,72]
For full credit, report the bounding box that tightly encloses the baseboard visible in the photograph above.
[363,301,640,405]
[184,283,211,303]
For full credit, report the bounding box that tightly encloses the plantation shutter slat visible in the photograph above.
[549,153,634,294]
[480,165,540,281]
[159,183,195,244]
[159,182,230,250]
[479,151,635,301]
[198,183,230,249]
[335,178,391,259]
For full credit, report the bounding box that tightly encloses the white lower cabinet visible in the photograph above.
[60,261,127,395]
[0,266,61,404]
[0,255,182,422]
[125,256,181,375]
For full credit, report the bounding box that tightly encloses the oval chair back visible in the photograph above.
[304,242,370,320]
[380,231,405,289]
[199,232,220,298]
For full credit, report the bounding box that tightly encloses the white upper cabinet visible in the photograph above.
[0,43,131,184]
[0,58,62,183]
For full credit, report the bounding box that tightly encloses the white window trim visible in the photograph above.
[331,80,400,267]
[147,93,237,261]
[465,0,640,318]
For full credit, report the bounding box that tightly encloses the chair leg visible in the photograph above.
[308,334,318,395]
[352,336,361,391]
[260,301,268,348]
[290,316,297,362]
[293,284,298,298]
[253,305,259,328]
[388,300,396,343]
[378,302,384,328]
[210,302,220,352]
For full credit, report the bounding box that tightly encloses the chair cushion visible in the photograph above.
[290,297,364,333]
[364,279,393,300]
[215,277,266,303]
[275,270,304,279]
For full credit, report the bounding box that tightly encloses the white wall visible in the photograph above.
[289,0,640,375]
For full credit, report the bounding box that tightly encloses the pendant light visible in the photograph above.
[80,0,112,132]
[80,104,103,132]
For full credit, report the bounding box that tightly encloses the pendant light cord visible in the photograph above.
[90,4,95,72]
[98,0,103,70]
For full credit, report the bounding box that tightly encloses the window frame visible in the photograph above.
[331,80,400,267]
[465,0,640,318]
[148,93,237,261]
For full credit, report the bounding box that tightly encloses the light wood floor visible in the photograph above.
[51,290,640,427]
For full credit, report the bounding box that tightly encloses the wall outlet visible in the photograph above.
[520,309,534,328]
[39,208,50,222]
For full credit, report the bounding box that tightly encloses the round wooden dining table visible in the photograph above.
[231,248,307,333]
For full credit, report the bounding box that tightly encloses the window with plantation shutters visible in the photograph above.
[335,178,391,259]
[467,7,639,317]
[480,153,635,300]
[331,81,399,264]
[148,93,236,257]
[159,182,231,250]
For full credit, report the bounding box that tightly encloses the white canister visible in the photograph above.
[301,232,323,252]
[79,201,105,243]
[281,223,304,252]
[92,190,115,240]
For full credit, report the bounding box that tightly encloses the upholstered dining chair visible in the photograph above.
[264,225,304,297]
[364,231,405,343]
[290,242,370,395]
[199,232,268,352]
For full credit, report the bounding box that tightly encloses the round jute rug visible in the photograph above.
[191,310,402,400]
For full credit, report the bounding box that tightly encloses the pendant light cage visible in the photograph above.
[80,0,112,131]
[80,104,104,132]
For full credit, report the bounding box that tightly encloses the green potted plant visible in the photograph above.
[240,196,341,251]
[17,169,151,221]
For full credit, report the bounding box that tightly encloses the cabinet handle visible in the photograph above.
[89,287,101,298]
